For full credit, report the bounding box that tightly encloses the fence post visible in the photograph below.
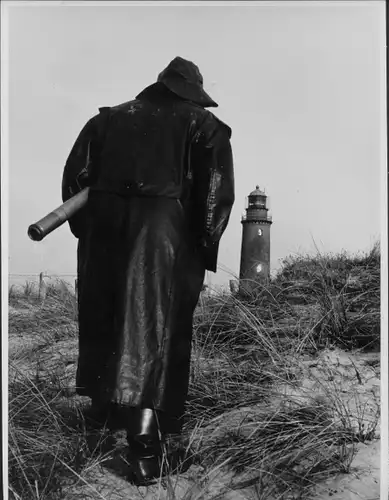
[39,272,47,300]
[229,280,239,294]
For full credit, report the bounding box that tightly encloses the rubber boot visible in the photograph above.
[127,408,163,486]
[82,398,111,429]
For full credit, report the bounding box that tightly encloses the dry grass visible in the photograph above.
[8,244,380,499]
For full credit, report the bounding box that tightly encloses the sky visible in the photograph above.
[2,0,386,289]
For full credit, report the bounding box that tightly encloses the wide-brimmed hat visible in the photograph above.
[138,56,218,108]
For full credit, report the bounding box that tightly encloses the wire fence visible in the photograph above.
[9,273,77,289]
[9,274,76,277]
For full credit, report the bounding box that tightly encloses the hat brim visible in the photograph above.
[162,77,218,108]
[137,79,218,108]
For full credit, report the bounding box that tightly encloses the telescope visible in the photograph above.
[27,187,90,242]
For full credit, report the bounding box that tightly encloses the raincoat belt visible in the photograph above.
[91,179,182,199]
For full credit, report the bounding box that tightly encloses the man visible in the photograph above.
[62,56,234,485]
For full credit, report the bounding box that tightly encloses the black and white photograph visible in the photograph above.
[2,1,387,499]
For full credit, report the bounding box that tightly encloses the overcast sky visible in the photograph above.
[3,1,386,289]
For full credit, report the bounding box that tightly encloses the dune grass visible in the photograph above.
[8,245,380,499]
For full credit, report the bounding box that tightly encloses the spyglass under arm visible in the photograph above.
[27,188,90,242]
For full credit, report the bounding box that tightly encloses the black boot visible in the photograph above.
[82,398,111,429]
[128,434,193,483]
[127,408,163,485]
[127,436,163,486]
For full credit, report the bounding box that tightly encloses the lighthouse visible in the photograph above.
[239,186,272,293]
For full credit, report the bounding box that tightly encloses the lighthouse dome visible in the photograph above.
[249,185,266,197]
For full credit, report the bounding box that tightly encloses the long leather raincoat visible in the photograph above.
[62,83,234,432]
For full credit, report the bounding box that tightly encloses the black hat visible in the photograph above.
[138,56,218,108]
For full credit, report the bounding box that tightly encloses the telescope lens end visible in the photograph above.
[28,225,44,242]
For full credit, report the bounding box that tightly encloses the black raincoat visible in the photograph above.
[62,83,234,432]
